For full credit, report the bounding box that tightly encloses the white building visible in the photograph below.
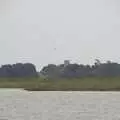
[64,60,70,67]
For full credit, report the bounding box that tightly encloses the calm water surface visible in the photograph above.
[0,89,120,120]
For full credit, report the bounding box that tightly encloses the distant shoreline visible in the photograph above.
[24,88,120,91]
[0,88,120,93]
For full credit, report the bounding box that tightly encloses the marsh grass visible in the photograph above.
[0,77,120,91]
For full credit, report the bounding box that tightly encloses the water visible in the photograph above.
[0,89,120,120]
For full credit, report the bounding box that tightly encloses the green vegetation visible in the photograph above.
[0,77,120,91]
[40,60,120,78]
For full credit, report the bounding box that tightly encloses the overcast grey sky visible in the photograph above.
[0,0,120,70]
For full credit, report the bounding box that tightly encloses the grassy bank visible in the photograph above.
[0,77,120,91]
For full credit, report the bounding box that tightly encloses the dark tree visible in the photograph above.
[0,63,38,77]
[40,60,120,78]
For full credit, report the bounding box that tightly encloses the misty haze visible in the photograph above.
[0,0,120,69]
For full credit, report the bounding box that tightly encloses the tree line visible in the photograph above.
[0,63,37,77]
[40,60,120,78]
[0,60,120,78]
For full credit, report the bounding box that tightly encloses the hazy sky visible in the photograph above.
[0,0,120,70]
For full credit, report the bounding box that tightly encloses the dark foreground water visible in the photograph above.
[0,89,120,120]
